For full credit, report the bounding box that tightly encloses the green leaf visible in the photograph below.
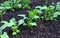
[30,22,37,26]
[16,30,20,33]
[22,0,30,4]
[0,7,5,10]
[18,14,26,17]
[17,4,22,8]
[12,32,17,35]
[18,19,24,26]
[1,18,16,29]
[35,6,41,9]
[33,15,39,19]
[49,5,55,9]
[1,32,9,38]
[53,12,60,18]
[22,0,30,9]
[10,18,16,26]
[18,14,27,19]
[1,21,9,30]
[56,2,60,10]
[40,6,47,10]
[17,0,21,3]
[5,7,11,9]
[35,6,47,10]
[38,11,42,14]
[29,9,38,18]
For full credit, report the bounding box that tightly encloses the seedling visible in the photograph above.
[35,5,60,20]
[18,9,40,28]
[2,0,22,11]
[0,0,22,21]
[22,0,30,9]
[11,0,22,8]
[1,1,14,11]
[1,18,25,35]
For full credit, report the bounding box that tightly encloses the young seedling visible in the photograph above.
[1,18,25,35]
[1,1,14,11]
[0,0,22,12]
[11,0,22,9]
[18,9,40,28]
[35,5,60,20]
[22,0,30,9]
[43,5,55,20]
[27,9,40,27]
[0,0,22,21]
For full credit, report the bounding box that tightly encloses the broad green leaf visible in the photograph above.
[30,22,37,26]
[33,15,39,19]
[35,6,41,9]
[17,0,21,3]
[18,19,24,26]
[10,18,16,26]
[0,7,5,9]
[56,2,60,10]
[0,10,3,13]
[1,21,9,30]
[22,0,30,4]
[18,14,27,19]
[35,6,47,10]
[49,5,55,9]
[1,18,16,28]
[16,30,20,33]
[12,32,17,35]
[5,7,11,9]
[1,32,9,38]
[53,12,60,17]
[17,4,22,8]
[38,11,42,14]
[29,9,38,18]
[40,6,47,10]
[18,14,26,17]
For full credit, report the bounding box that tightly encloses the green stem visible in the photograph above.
[0,14,3,21]
[1,14,3,21]
[27,18,33,27]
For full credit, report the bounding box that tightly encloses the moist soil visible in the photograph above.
[0,0,60,38]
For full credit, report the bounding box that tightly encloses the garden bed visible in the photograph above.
[0,0,60,38]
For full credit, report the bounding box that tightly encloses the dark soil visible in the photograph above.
[0,0,60,38]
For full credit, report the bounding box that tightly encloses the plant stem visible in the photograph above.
[1,15,3,21]
[0,14,3,21]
